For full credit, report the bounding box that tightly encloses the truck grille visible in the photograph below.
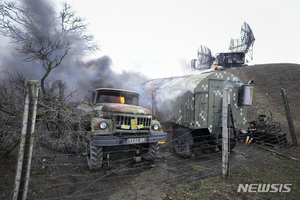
[114,115,152,129]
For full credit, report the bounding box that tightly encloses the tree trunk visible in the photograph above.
[41,68,51,95]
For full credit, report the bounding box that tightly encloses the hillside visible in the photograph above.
[228,63,300,140]
[1,63,299,200]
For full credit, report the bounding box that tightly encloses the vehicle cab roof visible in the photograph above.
[94,88,139,96]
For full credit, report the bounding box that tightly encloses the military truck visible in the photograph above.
[144,70,253,158]
[77,88,167,169]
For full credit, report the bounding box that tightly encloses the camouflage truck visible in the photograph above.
[77,88,167,170]
[144,70,253,158]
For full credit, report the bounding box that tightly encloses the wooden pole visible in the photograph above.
[13,84,30,200]
[222,88,230,178]
[13,80,39,200]
[281,88,298,146]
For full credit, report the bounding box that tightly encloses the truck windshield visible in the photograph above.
[95,91,139,106]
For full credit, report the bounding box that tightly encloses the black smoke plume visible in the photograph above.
[0,0,151,107]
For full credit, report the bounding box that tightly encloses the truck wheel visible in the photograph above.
[142,142,159,160]
[86,138,103,170]
[173,129,194,158]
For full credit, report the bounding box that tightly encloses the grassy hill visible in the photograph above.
[228,63,300,141]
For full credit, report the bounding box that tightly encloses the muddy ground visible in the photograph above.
[1,141,299,200]
[1,63,300,200]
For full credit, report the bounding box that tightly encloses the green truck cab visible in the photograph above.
[78,88,167,170]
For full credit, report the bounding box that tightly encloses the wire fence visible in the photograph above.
[4,138,298,200]
[8,108,296,200]
[2,83,299,200]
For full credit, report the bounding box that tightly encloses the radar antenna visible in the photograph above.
[191,45,215,70]
[229,22,255,60]
[191,22,255,70]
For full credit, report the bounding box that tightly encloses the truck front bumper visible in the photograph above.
[92,132,167,146]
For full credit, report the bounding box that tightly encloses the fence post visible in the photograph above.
[13,80,39,200]
[222,88,230,178]
[281,88,298,146]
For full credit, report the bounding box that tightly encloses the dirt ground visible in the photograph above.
[1,63,300,200]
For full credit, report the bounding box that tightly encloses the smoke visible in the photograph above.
[1,47,151,106]
[0,0,152,108]
[57,55,149,90]
[0,0,61,79]
[22,0,54,29]
[51,56,151,107]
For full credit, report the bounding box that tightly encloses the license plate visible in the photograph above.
[131,119,137,130]
[127,138,146,144]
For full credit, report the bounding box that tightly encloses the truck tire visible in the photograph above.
[86,138,103,170]
[142,142,159,160]
[173,129,194,158]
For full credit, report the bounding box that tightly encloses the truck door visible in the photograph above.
[208,80,223,134]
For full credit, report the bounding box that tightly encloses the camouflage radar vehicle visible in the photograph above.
[144,22,255,158]
[78,88,167,170]
[145,70,253,158]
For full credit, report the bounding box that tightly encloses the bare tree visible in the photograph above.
[0,68,91,157]
[0,1,98,157]
[0,69,26,158]
[0,1,98,95]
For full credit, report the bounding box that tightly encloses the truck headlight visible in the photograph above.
[153,124,159,131]
[100,121,108,130]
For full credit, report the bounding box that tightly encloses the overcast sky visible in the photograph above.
[64,0,300,78]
